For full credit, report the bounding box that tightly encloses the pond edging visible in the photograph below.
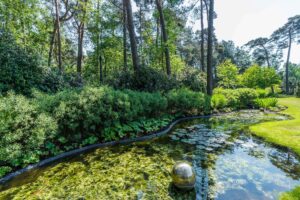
[0,114,212,185]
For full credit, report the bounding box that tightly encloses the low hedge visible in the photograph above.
[0,86,210,178]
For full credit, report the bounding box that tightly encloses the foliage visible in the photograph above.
[211,94,228,110]
[179,67,207,92]
[0,30,43,95]
[217,59,239,88]
[213,88,258,109]
[0,93,57,170]
[39,68,81,93]
[241,65,281,89]
[296,84,300,98]
[166,88,210,114]
[253,98,278,109]
[106,67,179,92]
[35,87,168,144]
[280,186,300,200]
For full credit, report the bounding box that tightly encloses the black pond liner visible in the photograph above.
[0,114,213,185]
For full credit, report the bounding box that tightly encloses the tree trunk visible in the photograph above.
[77,25,84,81]
[156,17,160,48]
[200,0,205,71]
[99,54,103,82]
[155,0,171,76]
[139,3,143,65]
[285,28,292,94]
[261,45,270,67]
[54,0,63,72]
[206,0,214,95]
[124,0,140,72]
[48,24,57,68]
[123,0,127,70]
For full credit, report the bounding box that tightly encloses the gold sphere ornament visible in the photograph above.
[171,161,196,190]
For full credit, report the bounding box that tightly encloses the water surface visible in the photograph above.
[1,110,299,200]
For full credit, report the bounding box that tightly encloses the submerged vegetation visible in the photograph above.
[1,111,299,199]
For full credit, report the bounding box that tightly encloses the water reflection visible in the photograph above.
[0,110,299,200]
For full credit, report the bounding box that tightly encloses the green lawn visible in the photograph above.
[250,97,300,200]
[250,97,300,156]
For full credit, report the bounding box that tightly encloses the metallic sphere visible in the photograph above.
[171,161,196,190]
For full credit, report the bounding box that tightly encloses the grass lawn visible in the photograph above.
[250,97,300,156]
[250,97,300,200]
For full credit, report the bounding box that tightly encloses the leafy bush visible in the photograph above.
[179,67,207,92]
[237,88,259,108]
[280,186,300,200]
[0,30,43,95]
[106,66,179,92]
[166,88,210,114]
[35,87,168,143]
[241,65,281,89]
[211,94,228,109]
[214,88,258,109]
[217,59,240,89]
[253,98,278,109]
[256,89,269,98]
[39,68,81,93]
[0,93,57,171]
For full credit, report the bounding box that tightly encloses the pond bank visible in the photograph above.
[250,97,300,157]
[250,97,300,199]
[1,110,299,199]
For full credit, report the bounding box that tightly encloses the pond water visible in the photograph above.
[1,110,300,200]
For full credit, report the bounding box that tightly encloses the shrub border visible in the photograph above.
[0,115,212,185]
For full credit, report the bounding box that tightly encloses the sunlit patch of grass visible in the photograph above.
[250,97,300,156]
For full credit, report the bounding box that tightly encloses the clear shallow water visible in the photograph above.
[0,110,299,200]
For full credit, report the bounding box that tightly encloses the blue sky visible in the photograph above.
[214,0,300,64]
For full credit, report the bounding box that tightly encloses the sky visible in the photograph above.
[214,0,300,64]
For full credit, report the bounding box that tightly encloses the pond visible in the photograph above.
[1,110,300,200]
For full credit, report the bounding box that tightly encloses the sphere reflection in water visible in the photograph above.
[171,161,196,190]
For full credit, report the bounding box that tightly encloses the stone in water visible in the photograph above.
[171,161,196,190]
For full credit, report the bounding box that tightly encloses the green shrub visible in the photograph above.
[211,94,228,109]
[166,88,210,114]
[256,89,268,98]
[106,66,179,92]
[0,30,43,95]
[39,68,80,93]
[214,88,258,109]
[280,186,300,200]
[179,67,207,92]
[213,88,239,108]
[236,88,259,108]
[35,87,168,143]
[0,93,57,171]
[253,98,278,109]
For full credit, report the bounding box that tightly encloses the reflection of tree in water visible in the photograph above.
[268,150,300,180]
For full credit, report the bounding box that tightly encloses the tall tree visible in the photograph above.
[74,0,89,82]
[246,37,271,67]
[155,0,171,76]
[122,0,127,70]
[48,0,74,69]
[54,0,63,71]
[200,0,205,71]
[206,0,214,95]
[124,0,140,72]
[272,15,300,93]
